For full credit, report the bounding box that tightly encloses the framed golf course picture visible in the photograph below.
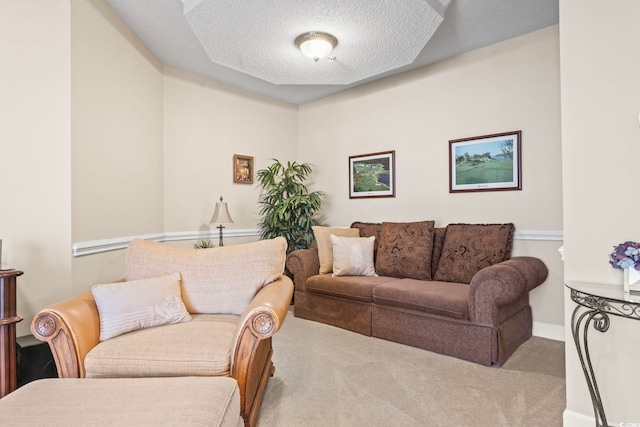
[349,150,395,198]
[449,131,522,193]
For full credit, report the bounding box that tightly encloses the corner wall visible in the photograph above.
[560,0,640,424]
[298,26,564,329]
[162,67,298,234]
[0,0,72,337]
[70,0,165,294]
[1,0,299,336]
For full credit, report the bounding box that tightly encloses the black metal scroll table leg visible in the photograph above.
[571,305,611,427]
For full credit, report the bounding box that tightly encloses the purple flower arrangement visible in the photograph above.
[609,241,640,271]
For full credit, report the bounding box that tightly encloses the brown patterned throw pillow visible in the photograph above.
[375,221,435,280]
[433,223,515,284]
[431,227,447,278]
[350,221,382,241]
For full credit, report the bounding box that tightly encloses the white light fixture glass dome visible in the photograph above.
[295,32,338,61]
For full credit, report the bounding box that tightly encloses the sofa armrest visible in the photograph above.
[230,275,293,425]
[231,275,294,359]
[468,256,548,326]
[30,290,101,378]
[285,248,320,293]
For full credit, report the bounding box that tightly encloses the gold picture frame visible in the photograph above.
[233,154,254,184]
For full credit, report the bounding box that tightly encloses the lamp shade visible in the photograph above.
[210,199,234,225]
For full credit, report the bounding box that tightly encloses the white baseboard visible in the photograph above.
[532,321,565,341]
[563,409,595,427]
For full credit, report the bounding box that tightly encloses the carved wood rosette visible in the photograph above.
[31,311,80,378]
[232,307,280,427]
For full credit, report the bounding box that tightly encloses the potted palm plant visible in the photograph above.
[256,159,325,254]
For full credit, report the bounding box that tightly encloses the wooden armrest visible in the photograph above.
[230,275,293,426]
[30,290,101,378]
[231,276,293,367]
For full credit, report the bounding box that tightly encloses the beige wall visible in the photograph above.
[299,26,564,328]
[163,67,298,234]
[560,0,640,424]
[71,0,164,243]
[0,0,72,337]
[70,0,164,294]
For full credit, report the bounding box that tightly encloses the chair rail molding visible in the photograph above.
[72,228,260,257]
[73,229,563,257]
[514,230,563,241]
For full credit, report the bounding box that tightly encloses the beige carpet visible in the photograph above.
[258,309,565,427]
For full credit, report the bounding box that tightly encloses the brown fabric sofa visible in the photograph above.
[286,222,548,366]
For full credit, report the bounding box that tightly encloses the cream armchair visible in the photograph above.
[31,237,293,427]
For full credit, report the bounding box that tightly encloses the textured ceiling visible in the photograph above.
[182,0,450,85]
[104,0,559,104]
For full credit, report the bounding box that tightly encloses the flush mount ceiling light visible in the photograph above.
[295,31,338,62]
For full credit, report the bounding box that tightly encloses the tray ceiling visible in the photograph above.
[104,0,559,104]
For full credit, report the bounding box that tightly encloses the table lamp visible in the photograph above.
[210,197,234,246]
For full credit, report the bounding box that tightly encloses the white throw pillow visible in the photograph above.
[330,235,377,277]
[91,272,192,341]
[312,226,360,274]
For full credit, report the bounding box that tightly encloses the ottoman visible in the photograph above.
[0,377,243,427]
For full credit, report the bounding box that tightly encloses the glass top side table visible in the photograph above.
[566,281,640,427]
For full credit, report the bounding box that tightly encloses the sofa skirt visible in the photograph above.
[295,290,534,367]
[294,291,372,336]
[372,305,497,366]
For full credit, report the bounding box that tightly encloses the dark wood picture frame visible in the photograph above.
[349,150,396,198]
[233,154,254,184]
[449,131,522,193]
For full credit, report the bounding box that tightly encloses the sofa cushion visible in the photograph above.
[312,226,360,274]
[0,377,243,427]
[306,275,397,302]
[331,235,377,277]
[124,237,286,315]
[375,221,435,280]
[84,314,237,378]
[373,279,470,319]
[91,273,192,341]
[433,223,515,284]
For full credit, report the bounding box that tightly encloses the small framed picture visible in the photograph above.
[233,154,254,184]
[349,150,395,198]
[449,131,522,193]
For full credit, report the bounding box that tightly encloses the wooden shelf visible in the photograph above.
[1,269,23,398]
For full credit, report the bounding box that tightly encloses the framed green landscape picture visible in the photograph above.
[349,150,395,198]
[449,131,522,193]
